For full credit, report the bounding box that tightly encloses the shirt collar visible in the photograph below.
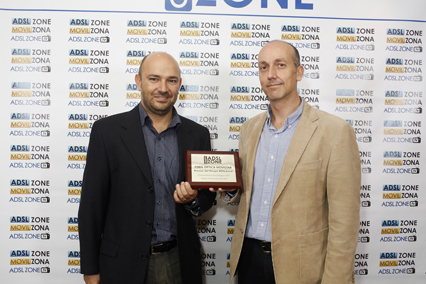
[138,103,181,129]
[266,97,304,131]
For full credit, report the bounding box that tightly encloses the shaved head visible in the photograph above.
[138,52,181,78]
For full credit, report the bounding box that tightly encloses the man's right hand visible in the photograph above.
[84,274,100,284]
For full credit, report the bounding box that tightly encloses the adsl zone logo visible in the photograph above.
[165,0,313,11]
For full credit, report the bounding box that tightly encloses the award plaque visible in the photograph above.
[185,151,242,189]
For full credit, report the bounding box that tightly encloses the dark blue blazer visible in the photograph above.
[78,106,216,284]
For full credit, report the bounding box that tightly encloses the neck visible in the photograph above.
[142,105,173,133]
[151,113,173,133]
[270,94,301,129]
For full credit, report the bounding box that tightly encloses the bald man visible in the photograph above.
[214,41,361,284]
[78,52,216,284]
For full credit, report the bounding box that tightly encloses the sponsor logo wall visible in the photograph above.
[1,1,425,283]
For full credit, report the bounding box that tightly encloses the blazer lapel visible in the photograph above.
[244,113,267,206]
[176,119,194,183]
[272,102,318,206]
[120,106,154,186]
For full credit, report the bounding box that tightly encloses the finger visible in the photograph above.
[183,181,193,192]
[180,181,189,197]
[183,182,197,198]
[208,187,224,192]
[175,184,186,201]
[177,182,193,203]
[173,189,182,203]
[174,187,189,203]
[177,182,189,200]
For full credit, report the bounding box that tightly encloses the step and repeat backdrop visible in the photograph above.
[1,1,425,283]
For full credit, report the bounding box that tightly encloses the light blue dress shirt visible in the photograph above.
[245,99,304,242]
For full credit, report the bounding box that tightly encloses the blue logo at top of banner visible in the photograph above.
[165,0,313,11]
[166,0,193,11]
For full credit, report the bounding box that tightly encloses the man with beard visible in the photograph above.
[79,52,216,284]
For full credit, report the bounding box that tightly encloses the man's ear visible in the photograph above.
[135,74,141,91]
[296,65,304,82]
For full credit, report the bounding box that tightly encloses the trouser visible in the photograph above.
[237,237,276,284]
[145,246,182,284]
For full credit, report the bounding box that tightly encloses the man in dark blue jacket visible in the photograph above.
[78,52,216,284]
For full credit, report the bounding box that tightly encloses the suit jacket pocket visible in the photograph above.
[294,159,322,172]
[299,227,328,284]
[289,159,322,207]
[100,238,119,258]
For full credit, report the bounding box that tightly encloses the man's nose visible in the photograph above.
[158,80,168,93]
[267,67,277,79]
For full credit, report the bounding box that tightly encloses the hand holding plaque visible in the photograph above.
[185,151,242,189]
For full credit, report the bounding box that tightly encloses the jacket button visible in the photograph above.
[145,220,152,227]
[148,187,153,193]
[142,253,148,259]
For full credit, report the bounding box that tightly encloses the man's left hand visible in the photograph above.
[174,181,198,204]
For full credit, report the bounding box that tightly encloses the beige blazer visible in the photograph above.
[227,101,361,284]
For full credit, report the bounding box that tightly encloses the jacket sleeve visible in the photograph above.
[218,120,246,203]
[187,126,217,216]
[78,121,110,275]
[322,122,361,284]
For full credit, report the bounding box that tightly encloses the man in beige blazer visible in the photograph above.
[213,40,361,284]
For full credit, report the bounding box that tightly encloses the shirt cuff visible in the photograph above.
[225,189,238,201]
[184,197,202,217]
